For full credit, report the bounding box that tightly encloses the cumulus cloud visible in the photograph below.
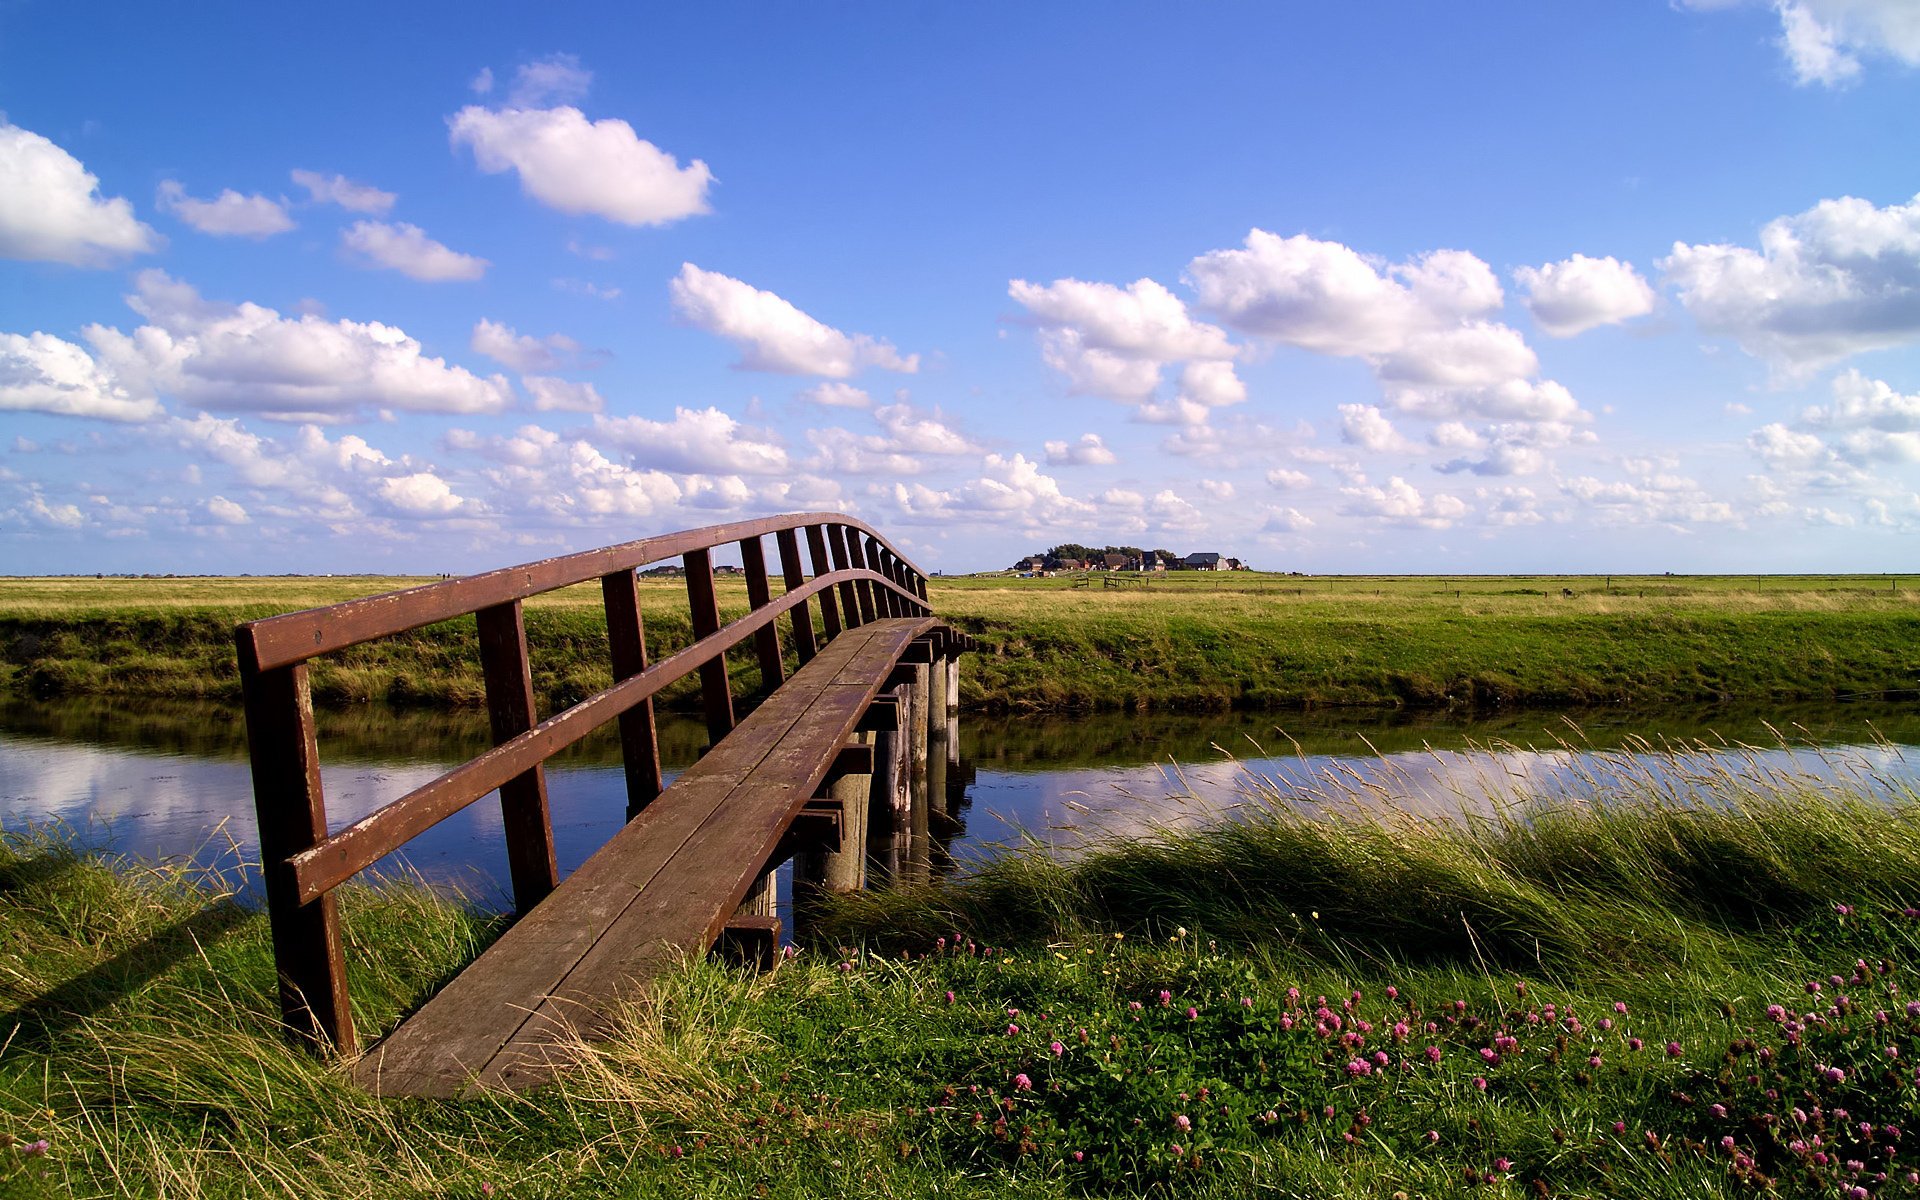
[804,427,921,476]
[1339,475,1468,528]
[1044,433,1118,466]
[1478,485,1544,527]
[1036,328,1163,400]
[889,453,1094,528]
[1661,190,1920,369]
[156,180,294,238]
[1010,276,1244,416]
[450,104,712,227]
[872,402,977,455]
[522,376,604,413]
[85,270,513,421]
[341,221,487,282]
[593,406,789,475]
[1561,473,1740,528]
[0,122,158,266]
[1262,505,1315,532]
[1514,254,1656,336]
[1687,0,1920,85]
[376,471,470,516]
[670,264,917,377]
[1339,403,1409,452]
[0,331,163,422]
[798,382,871,408]
[204,495,249,525]
[1266,466,1311,489]
[290,169,395,214]
[1752,370,1920,471]
[471,318,581,372]
[1188,229,1585,429]
[508,53,594,107]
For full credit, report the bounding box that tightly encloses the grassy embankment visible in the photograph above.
[6,744,1920,1198]
[1,572,1917,715]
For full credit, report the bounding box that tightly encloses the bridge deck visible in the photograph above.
[351,616,941,1098]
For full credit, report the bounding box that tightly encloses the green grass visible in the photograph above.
[8,748,1920,1197]
[4,572,1918,715]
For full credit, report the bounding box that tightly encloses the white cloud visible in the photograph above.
[1199,479,1234,500]
[1339,403,1408,452]
[471,318,581,372]
[1177,359,1247,409]
[0,122,158,266]
[1036,328,1162,400]
[1044,433,1118,466]
[290,170,395,214]
[798,382,872,408]
[87,271,513,420]
[376,471,470,516]
[890,453,1095,529]
[469,67,495,95]
[450,104,712,227]
[0,330,163,422]
[804,427,921,475]
[1514,254,1655,336]
[156,180,293,238]
[1559,472,1740,527]
[1660,190,1920,369]
[522,376,604,413]
[1340,475,1468,528]
[1266,467,1311,489]
[670,264,917,377]
[342,221,487,282]
[1478,486,1544,527]
[205,495,249,525]
[1262,505,1315,532]
[1802,368,1920,431]
[873,402,977,455]
[1009,277,1238,362]
[554,278,621,301]
[593,406,789,475]
[508,53,594,107]
[1699,0,1920,84]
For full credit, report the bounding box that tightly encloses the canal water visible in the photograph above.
[2,695,1916,908]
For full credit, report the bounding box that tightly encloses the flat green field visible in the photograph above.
[1,572,1916,713]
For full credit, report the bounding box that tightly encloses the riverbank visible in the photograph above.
[1,573,1916,715]
[6,778,1920,1198]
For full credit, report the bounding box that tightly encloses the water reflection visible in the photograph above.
[2,696,1916,906]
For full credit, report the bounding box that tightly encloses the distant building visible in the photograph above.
[1184,552,1224,571]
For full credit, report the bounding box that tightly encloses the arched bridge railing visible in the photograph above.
[236,512,937,1053]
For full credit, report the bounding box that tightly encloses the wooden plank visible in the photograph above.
[476,601,558,911]
[683,547,735,746]
[600,569,663,821]
[739,535,785,692]
[775,527,818,664]
[355,624,920,1096]
[240,658,355,1056]
[806,524,843,639]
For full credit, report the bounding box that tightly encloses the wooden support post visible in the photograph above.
[812,731,871,893]
[601,568,663,821]
[739,534,785,694]
[240,657,356,1056]
[867,684,911,888]
[715,915,780,972]
[946,652,961,765]
[906,659,932,885]
[682,547,735,747]
[775,527,818,664]
[476,600,559,913]
[805,524,843,640]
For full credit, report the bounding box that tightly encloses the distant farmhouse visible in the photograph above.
[1008,543,1251,575]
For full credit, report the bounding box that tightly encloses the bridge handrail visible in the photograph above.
[235,512,938,1055]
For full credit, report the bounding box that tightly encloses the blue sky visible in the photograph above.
[3,1,1919,575]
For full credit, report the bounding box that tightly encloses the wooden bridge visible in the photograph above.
[235,513,973,1097]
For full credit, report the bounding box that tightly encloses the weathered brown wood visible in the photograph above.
[240,511,928,671]
[805,524,843,639]
[715,915,780,971]
[352,620,936,1096]
[845,532,879,624]
[774,526,818,664]
[826,524,863,627]
[600,568,663,821]
[683,546,735,746]
[738,535,785,692]
[822,742,875,782]
[856,694,902,731]
[476,600,559,911]
[238,658,355,1056]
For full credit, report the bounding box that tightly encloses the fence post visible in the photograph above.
[601,568,664,821]
[683,546,735,746]
[842,528,878,624]
[477,600,559,912]
[240,654,356,1056]
[805,524,843,640]
[775,526,818,665]
[739,534,785,694]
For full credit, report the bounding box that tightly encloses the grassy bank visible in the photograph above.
[7,760,1920,1197]
[1,573,1917,715]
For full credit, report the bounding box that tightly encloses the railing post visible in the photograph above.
[775,526,818,664]
[871,538,900,617]
[683,546,735,745]
[477,600,559,912]
[832,525,871,626]
[845,533,879,624]
[738,534,785,694]
[240,654,356,1056]
[805,524,843,640]
[601,568,664,820]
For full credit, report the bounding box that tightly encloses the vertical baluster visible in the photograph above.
[866,537,896,617]
[776,527,818,664]
[739,534,785,693]
[834,525,873,626]
[240,652,355,1055]
[477,600,559,912]
[683,546,735,745]
[601,568,663,820]
[807,524,844,640]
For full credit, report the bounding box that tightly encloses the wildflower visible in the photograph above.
[1173,1114,1191,1131]
[1665,1041,1683,1057]
[1473,1076,1488,1090]
[1710,1104,1727,1119]
[1050,1041,1064,1057]
[1013,1073,1033,1092]
[1612,1121,1626,1134]
[1628,1037,1644,1052]
[1373,1051,1390,1068]
[1241,996,1253,1008]
[1426,1045,1442,1063]
[1006,1024,1019,1036]
[1186,1006,1198,1020]
[1170,1144,1184,1156]
[945,990,955,1004]
[481,1186,494,1197]
[1387,986,1400,1000]
[1494,1157,1512,1173]
[1008,1008,1019,1017]
[21,1140,50,1157]
[1071,1150,1084,1162]
[1426,1129,1440,1143]
[1129,1000,1142,1010]
[1836,903,1854,916]
[1598,1017,1613,1031]
[1346,1059,1372,1076]
[1613,1001,1628,1014]
[1159,990,1172,1006]
[1588,1054,1602,1068]
[1825,1066,1847,1083]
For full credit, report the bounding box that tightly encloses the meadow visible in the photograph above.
[1,571,1916,715]
[5,748,1920,1198]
